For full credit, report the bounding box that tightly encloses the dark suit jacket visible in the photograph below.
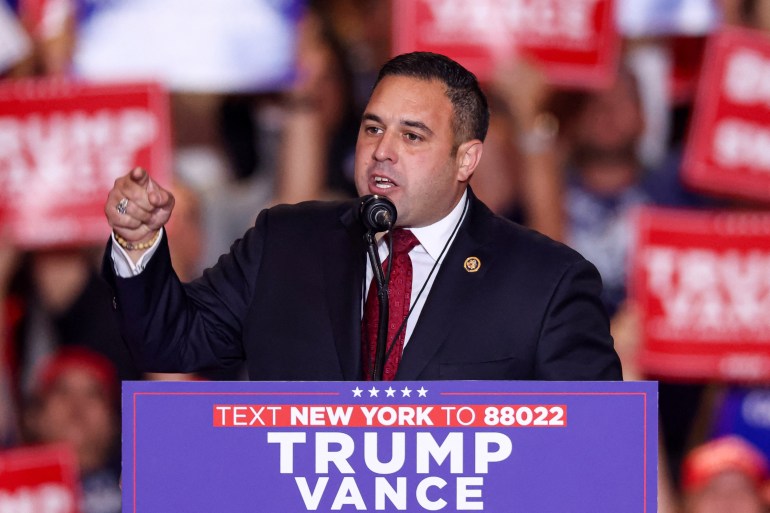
[103,192,622,381]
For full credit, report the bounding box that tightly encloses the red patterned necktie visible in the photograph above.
[362,229,420,380]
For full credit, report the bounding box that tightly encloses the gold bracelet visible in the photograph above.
[113,230,160,251]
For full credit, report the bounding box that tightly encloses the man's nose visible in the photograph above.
[373,132,398,163]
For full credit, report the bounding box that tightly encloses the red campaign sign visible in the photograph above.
[630,206,770,383]
[0,444,80,513]
[392,0,620,89]
[683,28,770,203]
[0,79,171,248]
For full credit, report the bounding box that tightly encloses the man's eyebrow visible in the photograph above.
[361,113,434,136]
[362,113,382,123]
[402,119,433,136]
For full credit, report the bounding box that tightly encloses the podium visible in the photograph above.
[123,380,656,512]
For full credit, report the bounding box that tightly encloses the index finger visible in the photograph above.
[129,167,150,186]
[146,177,174,209]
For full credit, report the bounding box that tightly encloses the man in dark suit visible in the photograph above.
[103,52,622,381]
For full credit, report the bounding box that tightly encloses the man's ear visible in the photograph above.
[456,140,484,183]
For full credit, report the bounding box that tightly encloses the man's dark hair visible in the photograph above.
[374,52,489,146]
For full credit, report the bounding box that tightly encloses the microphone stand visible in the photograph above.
[364,230,389,381]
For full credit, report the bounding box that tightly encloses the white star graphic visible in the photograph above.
[385,387,396,397]
[368,386,380,397]
[417,387,428,397]
[401,386,412,397]
[352,387,363,398]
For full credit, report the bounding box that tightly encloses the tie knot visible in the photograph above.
[389,229,419,256]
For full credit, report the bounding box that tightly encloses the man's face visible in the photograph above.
[34,368,115,473]
[354,75,480,228]
[574,73,642,152]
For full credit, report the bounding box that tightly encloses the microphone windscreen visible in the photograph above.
[359,195,397,232]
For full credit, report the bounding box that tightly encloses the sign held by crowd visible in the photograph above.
[0,79,170,248]
[631,207,770,382]
[392,0,619,88]
[684,27,770,203]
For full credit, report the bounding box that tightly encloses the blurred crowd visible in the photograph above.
[1,0,770,512]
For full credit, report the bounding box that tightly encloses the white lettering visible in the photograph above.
[363,432,406,474]
[294,477,328,510]
[315,432,355,474]
[474,433,513,473]
[0,109,158,201]
[416,477,447,511]
[457,477,485,510]
[723,49,770,106]
[714,119,770,171]
[416,432,464,474]
[330,477,366,510]
[0,484,73,513]
[266,432,306,473]
[423,0,599,45]
[643,246,770,336]
[375,477,406,510]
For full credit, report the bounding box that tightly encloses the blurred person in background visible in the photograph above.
[0,0,76,77]
[0,241,140,405]
[175,2,366,264]
[477,61,651,316]
[272,4,361,205]
[23,347,121,513]
[474,59,564,242]
[561,68,649,319]
[0,0,32,77]
[681,436,770,513]
[721,0,770,32]
[0,235,23,447]
[320,0,393,110]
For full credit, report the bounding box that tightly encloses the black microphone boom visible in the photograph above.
[360,195,397,233]
[359,194,397,380]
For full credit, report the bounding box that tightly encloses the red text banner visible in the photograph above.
[683,27,770,203]
[0,444,80,513]
[213,404,568,428]
[0,79,171,248]
[392,0,620,88]
[630,206,770,382]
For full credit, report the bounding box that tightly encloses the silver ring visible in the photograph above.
[116,198,129,215]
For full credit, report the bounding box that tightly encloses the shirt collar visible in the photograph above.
[410,190,468,261]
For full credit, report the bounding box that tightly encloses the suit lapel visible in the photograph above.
[322,202,367,380]
[395,195,495,380]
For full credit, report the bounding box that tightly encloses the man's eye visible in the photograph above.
[405,133,421,142]
[365,126,382,135]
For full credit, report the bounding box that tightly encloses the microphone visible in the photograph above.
[359,195,397,381]
[359,195,397,232]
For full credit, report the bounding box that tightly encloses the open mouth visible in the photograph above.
[374,176,396,189]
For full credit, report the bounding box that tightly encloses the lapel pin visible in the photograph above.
[464,256,481,273]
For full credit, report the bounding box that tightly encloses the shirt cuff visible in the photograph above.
[110,228,164,277]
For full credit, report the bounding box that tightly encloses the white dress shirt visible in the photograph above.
[364,190,468,348]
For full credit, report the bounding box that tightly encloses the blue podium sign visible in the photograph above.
[123,381,656,512]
